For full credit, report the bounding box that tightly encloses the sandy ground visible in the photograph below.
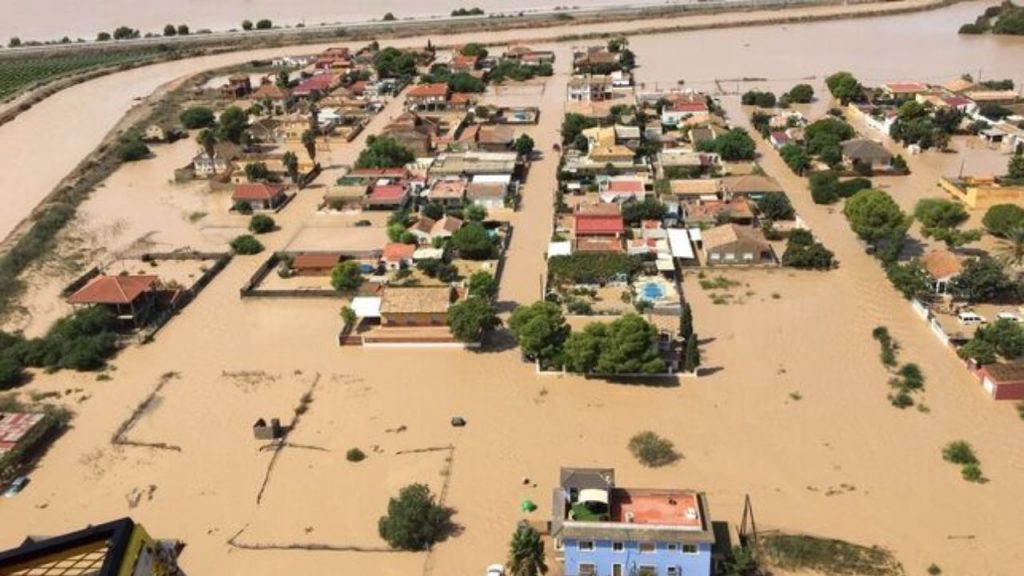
[3,4,1024,576]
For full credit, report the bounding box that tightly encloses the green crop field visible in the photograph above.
[0,50,161,100]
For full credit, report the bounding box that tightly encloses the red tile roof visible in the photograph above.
[884,82,928,94]
[67,275,159,305]
[292,253,342,270]
[383,243,416,261]
[670,102,709,113]
[575,214,625,235]
[350,168,409,179]
[233,183,285,201]
[294,74,339,95]
[607,179,645,194]
[408,83,450,98]
[369,185,408,201]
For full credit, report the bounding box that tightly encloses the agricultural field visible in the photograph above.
[0,50,163,100]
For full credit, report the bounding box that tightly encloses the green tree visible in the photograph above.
[180,106,215,129]
[447,72,486,93]
[248,214,275,234]
[514,134,535,157]
[373,47,418,78]
[0,354,24,389]
[706,129,755,161]
[788,83,814,103]
[594,314,665,374]
[8,37,22,48]
[163,24,177,36]
[508,301,569,362]
[244,162,271,182]
[679,302,693,342]
[116,138,149,162]
[112,26,138,40]
[467,271,498,299]
[825,71,863,104]
[382,12,397,21]
[683,334,700,373]
[216,106,249,144]
[618,48,636,70]
[340,305,357,327]
[282,151,300,184]
[177,24,190,35]
[507,525,548,576]
[982,204,1024,237]
[446,297,499,342]
[301,129,317,163]
[330,261,364,291]
[779,144,809,174]
[255,19,273,29]
[843,189,910,245]
[377,484,450,551]
[1009,154,1024,180]
[628,430,678,467]
[958,337,997,364]
[450,223,495,260]
[976,318,1024,359]
[355,136,414,168]
[782,232,834,270]
[998,225,1024,266]
[757,192,795,220]
[197,128,216,159]
[461,43,488,58]
[464,205,487,222]
[914,198,969,230]
[950,256,1015,303]
[241,19,254,31]
[96,32,112,42]
[230,234,264,255]
[885,260,932,300]
[560,113,597,146]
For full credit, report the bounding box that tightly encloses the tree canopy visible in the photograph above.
[843,189,910,245]
[377,484,450,551]
[699,129,756,161]
[330,261,364,291]
[757,192,795,221]
[355,136,415,169]
[982,203,1024,237]
[446,297,499,342]
[216,106,248,144]
[825,71,863,104]
[179,106,215,129]
[507,525,548,576]
[373,47,418,78]
[450,223,495,260]
[787,83,815,103]
[950,256,1016,303]
[563,314,665,375]
[508,301,569,362]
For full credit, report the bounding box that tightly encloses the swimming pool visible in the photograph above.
[640,281,666,301]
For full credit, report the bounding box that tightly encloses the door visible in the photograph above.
[612,564,623,576]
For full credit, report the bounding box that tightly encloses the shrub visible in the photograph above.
[982,204,1024,237]
[961,463,983,482]
[942,441,978,466]
[230,234,264,255]
[757,192,795,221]
[116,138,150,162]
[248,214,275,234]
[346,447,366,462]
[898,363,925,390]
[330,261,363,291]
[378,484,450,550]
[628,431,679,467]
[233,201,253,215]
[179,106,215,129]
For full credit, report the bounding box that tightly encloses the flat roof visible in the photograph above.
[611,488,703,528]
[667,228,695,259]
[0,412,46,454]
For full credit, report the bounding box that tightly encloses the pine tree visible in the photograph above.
[683,334,701,373]
[679,303,693,341]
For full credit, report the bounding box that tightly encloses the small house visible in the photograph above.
[841,138,893,170]
[978,363,1024,400]
[920,248,962,294]
[193,142,241,177]
[232,183,287,211]
[382,243,416,270]
[291,253,342,276]
[221,74,253,98]
[66,274,160,328]
[379,286,453,326]
[427,179,468,208]
[364,184,410,210]
[406,83,451,110]
[702,224,773,265]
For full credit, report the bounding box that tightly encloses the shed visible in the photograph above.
[978,363,1024,400]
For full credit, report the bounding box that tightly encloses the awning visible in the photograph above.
[667,228,695,259]
[579,488,609,505]
[351,296,381,318]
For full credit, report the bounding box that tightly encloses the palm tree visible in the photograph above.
[197,128,216,159]
[998,225,1024,268]
[507,525,547,576]
[301,129,317,164]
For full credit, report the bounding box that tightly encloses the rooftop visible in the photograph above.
[380,286,453,314]
[67,275,159,305]
[233,183,285,201]
[611,488,703,528]
[0,412,46,454]
[982,362,1024,383]
[408,83,450,98]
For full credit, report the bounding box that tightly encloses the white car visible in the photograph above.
[486,564,504,576]
[957,311,986,325]
[996,312,1022,323]
[3,476,28,498]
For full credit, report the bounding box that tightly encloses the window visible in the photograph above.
[612,564,624,576]
[743,252,754,261]
[682,544,699,555]
[639,542,655,554]
[579,564,596,576]
[667,567,680,576]
[667,543,678,551]
[612,542,625,552]
[578,541,595,551]
[725,252,736,260]
[710,252,721,261]
[638,566,657,576]
[554,539,564,551]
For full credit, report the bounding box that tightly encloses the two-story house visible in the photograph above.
[552,467,717,576]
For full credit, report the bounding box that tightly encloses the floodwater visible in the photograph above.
[3,0,670,41]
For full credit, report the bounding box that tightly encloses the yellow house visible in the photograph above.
[940,175,1024,209]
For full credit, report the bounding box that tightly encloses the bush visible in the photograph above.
[378,484,450,550]
[248,214,275,234]
[116,138,150,162]
[942,440,978,466]
[179,106,215,129]
[346,447,366,462]
[898,363,925,391]
[450,223,495,260]
[628,431,679,467]
[757,192,795,221]
[548,253,640,285]
[230,234,264,255]
[330,261,364,291]
[982,204,1024,237]
[961,463,983,482]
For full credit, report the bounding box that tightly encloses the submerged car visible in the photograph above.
[485,564,504,576]
[3,476,29,498]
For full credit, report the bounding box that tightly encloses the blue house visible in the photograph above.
[551,468,717,576]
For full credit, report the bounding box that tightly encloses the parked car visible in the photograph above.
[996,312,1022,323]
[957,311,986,325]
[3,476,29,498]
[485,564,504,576]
